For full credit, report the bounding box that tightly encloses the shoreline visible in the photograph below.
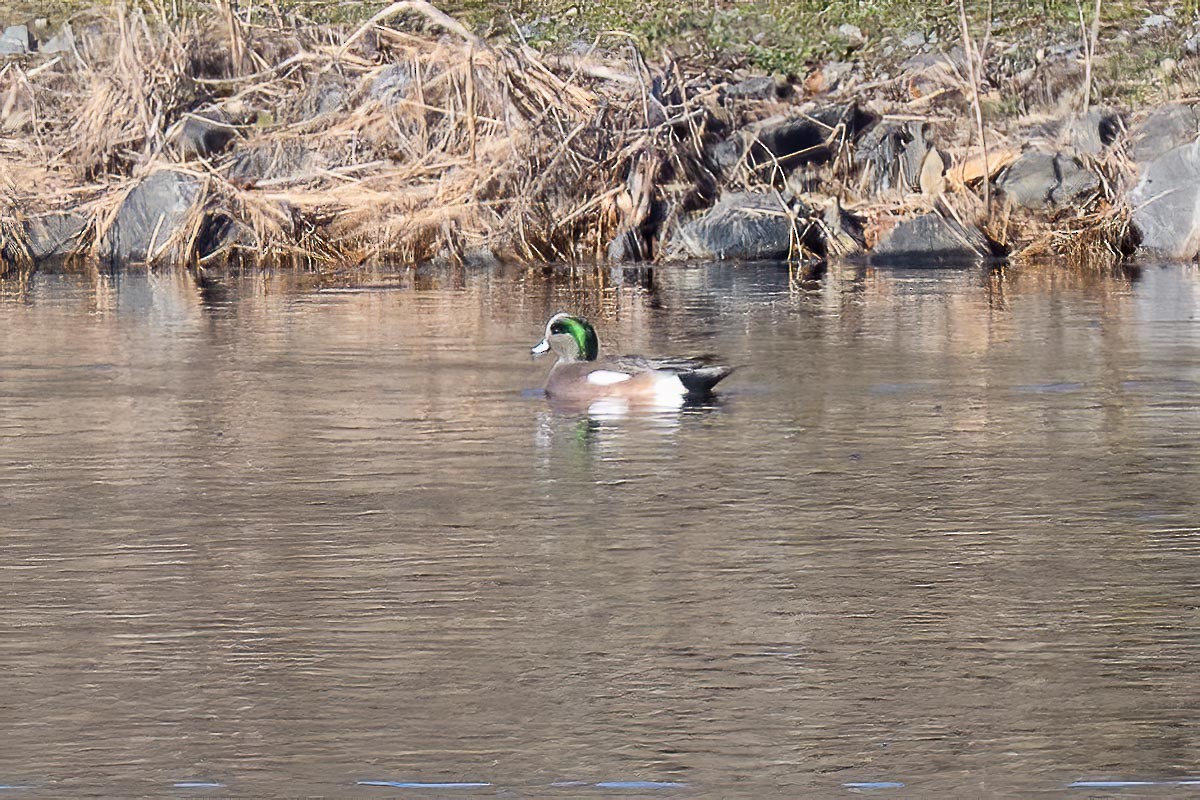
[1,3,1198,274]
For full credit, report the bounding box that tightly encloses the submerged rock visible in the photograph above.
[872,212,993,263]
[673,191,806,261]
[1130,139,1200,260]
[102,170,201,263]
[23,212,87,260]
[997,151,1099,211]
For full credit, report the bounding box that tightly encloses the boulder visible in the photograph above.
[0,24,34,55]
[1130,139,1200,260]
[39,23,73,55]
[170,110,236,159]
[1130,104,1200,164]
[872,212,993,263]
[997,151,1099,211]
[102,171,201,263]
[23,212,87,260]
[673,191,807,261]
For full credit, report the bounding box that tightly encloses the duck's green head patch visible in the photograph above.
[545,313,599,362]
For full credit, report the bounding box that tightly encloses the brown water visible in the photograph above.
[1,261,1199,798]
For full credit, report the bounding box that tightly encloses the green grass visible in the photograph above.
[0,0,1184,81]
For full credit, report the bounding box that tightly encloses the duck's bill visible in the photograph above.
[531,339,550,356]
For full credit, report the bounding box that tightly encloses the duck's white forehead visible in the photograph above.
[545,312,571,334]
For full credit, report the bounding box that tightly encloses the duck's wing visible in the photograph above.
[606,354,735,395]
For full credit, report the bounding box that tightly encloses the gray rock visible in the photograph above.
[103,171,201,263]
[873,212,992,263]
[171,110,236,159]
[818,61,855,92]
[998,151,1099,211]
[1131,104,1200,164]
[900,31,926,49]
[39,23,73,54]
[853,121,930,193]
[0,24,34,55]
[1067,108,1122,155]
[1185,32,1200,55]
[724,75,779,101]
[674,192,804,261]
[1052,157,1101,206]
[837,23,865,49]
[228,141,323,185]
[1142,13,1170,30]
[1130,139,1200,260]
[370,64,412,104]
[708,137,744,175]
[23,212,87,260]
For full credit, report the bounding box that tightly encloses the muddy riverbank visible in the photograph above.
[2,1,1200,274]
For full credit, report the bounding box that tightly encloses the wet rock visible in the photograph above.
[1130,139,1200,260]
[872,212,992,263]
[102,170,201,263]
[749,104,878,172]
[1066,108,1122,155]
[39,23,73,55]
[673,191,808,261]
[1130,104,1200,164]
[0,24,34,55]
[997,151,1099,211]
[723,75,780,101]
[23,212,87,260]
[170,110,236,159]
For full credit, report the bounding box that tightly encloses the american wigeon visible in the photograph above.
[531,312,734,405]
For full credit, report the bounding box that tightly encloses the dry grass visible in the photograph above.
[0,1,1139,271]
[0,0,725,267]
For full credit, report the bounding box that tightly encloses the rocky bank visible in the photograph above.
[2,2,1200,274]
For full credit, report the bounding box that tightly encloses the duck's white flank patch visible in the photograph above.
[653,374,688,403]
[587,370,633,385]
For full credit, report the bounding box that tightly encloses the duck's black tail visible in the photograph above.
[679,365,735,396]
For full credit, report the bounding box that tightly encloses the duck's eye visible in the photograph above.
[549,321,567,335]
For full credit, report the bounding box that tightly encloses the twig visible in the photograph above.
[957,0,991,213]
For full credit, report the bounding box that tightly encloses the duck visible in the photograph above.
[530,312,734,406]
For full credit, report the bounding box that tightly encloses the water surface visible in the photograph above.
[2,261,1199,797]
